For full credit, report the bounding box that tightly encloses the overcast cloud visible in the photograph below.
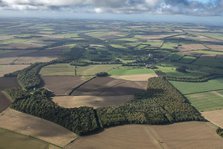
[0,0,222,16]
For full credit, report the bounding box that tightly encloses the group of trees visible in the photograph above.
[17,63,47,89]
[217,128,223,138]
[10,88,102,135]
[97,77,204,128]
[155,70,223,82]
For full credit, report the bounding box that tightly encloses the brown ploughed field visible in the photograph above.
[53,77,147,108]
[42,76,85,95]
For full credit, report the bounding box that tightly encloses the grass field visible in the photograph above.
[171,78,223,95]
[0,128,50,149]
[77,64,120,76]
[157,65,205,78]
[179,56,197,64]
[66,122,223,149]
[110,44,126,49]
[186,90,223,112]
[161,42,178,49]
[195,56,223,67]
[109,67,155,76]
[192,50,223,55]
[41,64,120,76]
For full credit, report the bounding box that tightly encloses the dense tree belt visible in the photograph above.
[10,88,102,135]
[9,77,204,136]
[155,70,223,82]
[217,128,223,138]
[97,77,204,128]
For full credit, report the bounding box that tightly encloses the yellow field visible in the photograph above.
[202,109,223,128]
[53,95,133,108]
[0,57,56,65]
[0,64,29,77]
[111,74,157,82]
[0,108,77,147]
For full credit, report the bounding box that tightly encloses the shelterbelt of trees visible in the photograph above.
[10,88,102,135]
[155,70,223,82]
[97,77,204,127]
[8,77,204,136]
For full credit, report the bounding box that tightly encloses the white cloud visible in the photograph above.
[0,0,222,16]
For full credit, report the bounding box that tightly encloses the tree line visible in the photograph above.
[96,77,204,128]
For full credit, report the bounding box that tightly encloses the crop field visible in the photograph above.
[53,95,133,108]
[109,67,155,76]
[110,44,127,49]
[111,74,157,81]
[41,64,120,76]
[202,109,223,128]
[0,57,56,65]
[77,64,121,76]
[42,76,86,95]
[66,122,223,149]
[178,55,197,64]
[71,77,147,96]
[86,31,127,40]
[205,44,223,51]
[40,63,76,76]
[170,78,223,95]
[186,90,223,112]
[143,40,163,48]
[0,64,29,76]
[0,108,77,148]
[0,128,50,149]
[179,43,208,51]
[191,50,223,55]
[161,42,178,49]
[135,34,176,40]
[200,33,223,40]
[195,56,223,67]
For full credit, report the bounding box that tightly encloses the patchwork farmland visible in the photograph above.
[1,19,223,149]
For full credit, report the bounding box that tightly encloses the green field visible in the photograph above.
[195,57,223,67]
[0,128,50,149]
[179,56,197,64]
[110,44,126,49]
[161,42,178,49]
[186,90,223,111]
[171,78,223,95]
[200,33,223,40]
[40,64,120,76]
[192,50,223,55]
[143,40,163,47]
[157,65,205,78]
[109,66,155,76]
[76,64,120,76]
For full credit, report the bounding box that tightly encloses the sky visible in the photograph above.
[0,0,223,24]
